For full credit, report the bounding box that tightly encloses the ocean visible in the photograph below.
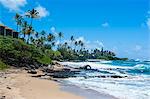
[60,60,150,99]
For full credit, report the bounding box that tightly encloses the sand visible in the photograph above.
[0,69,84,99]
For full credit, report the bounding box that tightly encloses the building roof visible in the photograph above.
[0,24,5,27]
[0,24,18,33]
[5,27,12,30]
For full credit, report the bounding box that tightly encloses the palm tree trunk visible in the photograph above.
[30,18,33,26]
[27,34,30,44]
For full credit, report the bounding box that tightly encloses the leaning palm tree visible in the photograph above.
[14,13,23,32]
[26,9,39,26]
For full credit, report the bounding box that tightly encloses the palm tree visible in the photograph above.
[58,32,63,44]
[70,36,74,42]
[30,36,35,44]
[47,33,55,42]
[26,9,39,26]
[15,13,23,32]
[41,30,46,36]
[51,42,55,49]
[101,47,104,56]
[78,40,82,45]
[80,42,84,50]
[70,35,74,48]
[64,42,68,48]
[22,21,28,39]
[78,40,83,50]
[35,32,39,39]
[74,41,78,50]
[26,26,34,44]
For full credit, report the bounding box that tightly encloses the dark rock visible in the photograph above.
[111,75,123,78]
[27,69,37,74]
[0,96,6,99]
[6,86,11,90]
[80,65,92,70]
[29,65,36,69]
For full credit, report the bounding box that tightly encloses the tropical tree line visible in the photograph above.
[14,8,118,61]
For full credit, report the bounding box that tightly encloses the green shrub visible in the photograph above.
[0,60,8,70]
[0,36,52,67]
[36,55,52,65]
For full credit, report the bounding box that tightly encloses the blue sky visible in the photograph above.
[0,0,150,59]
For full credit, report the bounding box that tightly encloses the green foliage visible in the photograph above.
[36,55,52,65]
[45,49,62,60]
[0,60,8,70]
[0,36,52,66]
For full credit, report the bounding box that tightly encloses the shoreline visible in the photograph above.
[0,69,84,99]
[0,68,117,99]
[60,80,117,99]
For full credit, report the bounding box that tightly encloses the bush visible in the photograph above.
[0,36,52,67]
[36,55,52,65]
[0,60,8,70]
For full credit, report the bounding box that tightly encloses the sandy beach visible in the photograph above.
[0,69,84,99]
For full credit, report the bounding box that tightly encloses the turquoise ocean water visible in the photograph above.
[61,61,150,99]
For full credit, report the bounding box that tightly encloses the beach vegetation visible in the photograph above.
[0,8,128,68]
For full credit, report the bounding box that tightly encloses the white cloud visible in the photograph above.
[50,27,56,33]
[134,45,142,52]
[50,26,58,36]
[102,22,109,28]
[94,40,104,47]
[0,0,27,11]
[35,5,49,18]
[75,37,85,42]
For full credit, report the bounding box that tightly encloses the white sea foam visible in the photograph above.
[65,77,150,99]
[60,62,133,69]
[61,62,150,99]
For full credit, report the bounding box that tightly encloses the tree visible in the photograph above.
[35,32,39,39]
[47,33,55,42]
[14,13,23,32]
[30,36,35,44]
[26,26,34,44]
[21,21,28,39]
[51,42,55,49]
[70,36,74,42]
[64,42,68,48]
[70,35,74,48]
[26,9,39,26]
[58,32,63,44]
[41,30,46,36]
[80,42,84,50]
[74,41,78,50]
